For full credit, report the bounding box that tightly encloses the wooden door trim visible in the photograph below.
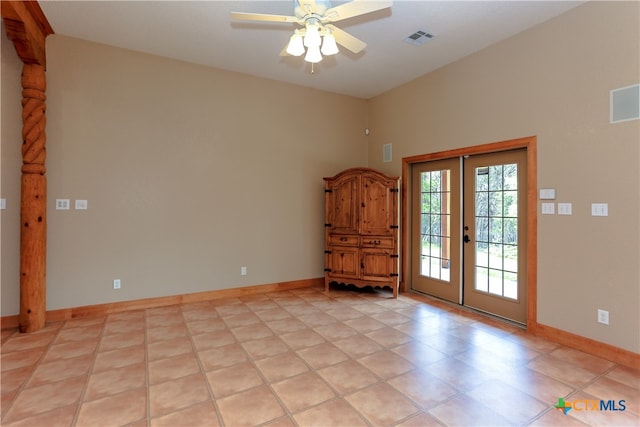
[401,136,538,330]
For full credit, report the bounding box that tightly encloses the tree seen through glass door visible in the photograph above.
[420,170,451,282]
[474,163,518,299]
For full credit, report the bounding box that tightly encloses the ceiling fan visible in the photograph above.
[231,0,392,64]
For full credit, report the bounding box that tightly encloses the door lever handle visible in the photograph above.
[463,234,470,243]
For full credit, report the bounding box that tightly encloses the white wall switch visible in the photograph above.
[558,203,572,215]
[591,203,608,217]
[539,188,556,200]
[0,198,6,210]
[241,266,247,276]
[56,199,70,210]
[75,199,88,210]
[541,203,555,215]
[113,279,121,290]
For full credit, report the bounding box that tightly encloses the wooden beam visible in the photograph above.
[2,2,53,333]
[19,64,48,333]
[1,1,53,67]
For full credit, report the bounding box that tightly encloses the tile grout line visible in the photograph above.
[0,322,64,425]
[283,289,380,427]
[182,302,226,427]
[70,317,108,427]
[250,290,370,426]
[255,292,324,426]
[285,289,407,426]
[285,297,373,426]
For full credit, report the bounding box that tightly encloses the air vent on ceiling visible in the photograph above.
[404,30,435,46]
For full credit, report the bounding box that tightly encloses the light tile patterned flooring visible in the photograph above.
[1,286,639,426]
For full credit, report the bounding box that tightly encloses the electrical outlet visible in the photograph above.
[597,309,609,325]
[241,266,247,276]
[113,279,121,290]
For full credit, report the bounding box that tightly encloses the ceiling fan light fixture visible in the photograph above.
[321,32,339,56]
[304,44,323,63]
[232,0,394,69]
[286,32,305,56]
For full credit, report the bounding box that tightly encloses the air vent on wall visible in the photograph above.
[404,30,435,46]
[610,84,639,123]
[383,143,392,163]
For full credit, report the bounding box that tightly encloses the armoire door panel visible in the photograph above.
[326,174,359,235]
[360,174,395,236]
[327,246,359,278]
[361,249,392,282]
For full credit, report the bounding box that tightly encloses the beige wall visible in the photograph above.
[368,1,639,353]
[1,34,368,314]
[2,2,638,354]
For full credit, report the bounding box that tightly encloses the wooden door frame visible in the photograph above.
[401,136,538,331]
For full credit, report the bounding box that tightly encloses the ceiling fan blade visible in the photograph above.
[324,0,392,23]
[326,24,367,54]
[297,0,318,15]
[231,12,298,23]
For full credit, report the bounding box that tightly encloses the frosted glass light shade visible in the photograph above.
[304,45,322,63]
[304,24,321,47]
[286,33,305,56]
[321,34,339,55]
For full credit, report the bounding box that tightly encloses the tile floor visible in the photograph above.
[1,286,639,426]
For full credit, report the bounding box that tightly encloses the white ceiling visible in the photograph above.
[39,1,585,99]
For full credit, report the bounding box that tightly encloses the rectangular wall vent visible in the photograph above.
[383,143,392,163]
[610,83,639,123]
[404,30,435,46]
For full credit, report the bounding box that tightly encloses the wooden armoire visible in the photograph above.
[324,168,400,298]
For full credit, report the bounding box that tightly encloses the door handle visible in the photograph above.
[463,234,470,244]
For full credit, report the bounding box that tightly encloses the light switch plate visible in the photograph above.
[0,198,6,210]
[592,203,608,217]
[539,189,556,200]
[541,203,555,215]
[75,199,88,210]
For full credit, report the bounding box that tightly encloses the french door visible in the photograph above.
[411,149,528,324]
[411,158,462,303]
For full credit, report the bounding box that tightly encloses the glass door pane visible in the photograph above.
[419,169,451,282]
[473,163,519,299]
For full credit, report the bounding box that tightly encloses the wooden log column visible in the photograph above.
[19,64,48,332]
[2,1,54,333]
